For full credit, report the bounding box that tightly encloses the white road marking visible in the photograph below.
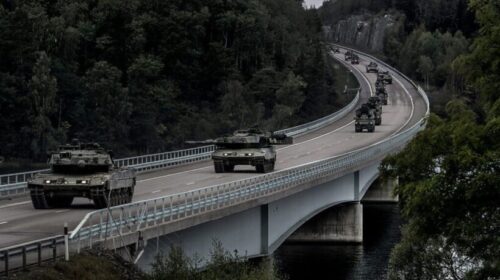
[0,221,8,225]
[55,210,70,214]
[152,190,161,194]
[186,182,195,186]
[0,201,31,209]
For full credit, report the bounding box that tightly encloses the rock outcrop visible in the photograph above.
[324,13,399,52]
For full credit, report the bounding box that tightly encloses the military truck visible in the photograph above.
[351,54,360,64]
[187,128,292,173]
[376,87,388,105]
[27,140,136,209]
[378,70,393,84]
[355,104,375,133]
[366,62,378,73]
[367,96,383,125]
[345,50,353,61]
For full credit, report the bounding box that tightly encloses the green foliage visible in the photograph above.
[382,102,500,278]
[149,242,284,280]
[0,0,342,160]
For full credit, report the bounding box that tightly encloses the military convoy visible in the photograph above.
[366,62,378,73]
[28,140,136,209]
[187,128,292,173]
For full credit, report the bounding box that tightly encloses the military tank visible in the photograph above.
[376,87,388,105]
[27,140,136,209]
[351,54,360,64]
[366,62,378,73]
[187,128,292,173]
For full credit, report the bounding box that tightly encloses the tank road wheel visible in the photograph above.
[214,161,225,173]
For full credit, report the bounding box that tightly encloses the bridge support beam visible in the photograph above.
[287,202,363,243]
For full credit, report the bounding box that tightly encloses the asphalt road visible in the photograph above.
[0,48,426,248]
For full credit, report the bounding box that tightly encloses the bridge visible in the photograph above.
[0,45,429,274]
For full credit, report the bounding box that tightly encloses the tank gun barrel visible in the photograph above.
[185,140,218,145]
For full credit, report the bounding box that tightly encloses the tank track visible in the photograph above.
[30,186,74,209]
[91,187,133,209]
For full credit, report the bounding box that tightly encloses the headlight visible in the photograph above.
[245,153,254,156]
[223,152,232,156]
[45,180,51,184]
[76,180,89,184]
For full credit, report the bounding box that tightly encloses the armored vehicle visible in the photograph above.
[378,71,393,84]
[367,96,383,125]
[332,47,340,53]
[351,54,360,64]
[187,128,292,173]
[355,104,375,133]
[366,62,378,73]
[27,140,136,209]
[376,87,388,105]
[345,50,353,61]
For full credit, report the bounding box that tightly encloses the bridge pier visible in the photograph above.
[286,202,363,243]
[362,177,399,203]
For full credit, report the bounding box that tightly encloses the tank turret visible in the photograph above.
[187,128,292,173]
[27,140,136,209]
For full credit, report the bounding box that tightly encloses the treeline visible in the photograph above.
[0,0,341,161]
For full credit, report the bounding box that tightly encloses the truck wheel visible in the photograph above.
[376,118,382,125]
[368,126,375,133]
[214,161,225,173]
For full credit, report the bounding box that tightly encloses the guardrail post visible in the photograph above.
[37,243,42,266]
[22,246,26,270]
[52,239,57,262]
[4,251,9,277]
[64,223,69,261]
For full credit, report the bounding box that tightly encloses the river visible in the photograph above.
[274,203,402,280]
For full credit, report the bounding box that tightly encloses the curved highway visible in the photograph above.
[0,47,426,248]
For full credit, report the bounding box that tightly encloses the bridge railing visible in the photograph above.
[0,89,360,199]
[68,46,430,247]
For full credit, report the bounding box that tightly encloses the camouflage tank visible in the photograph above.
[366,62,378,73]
[27,140,136,209]
[355,104,375,133]
[378,70,393,84]
[187,128,292,173]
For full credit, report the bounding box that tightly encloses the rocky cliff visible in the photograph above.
[324,13,401,53]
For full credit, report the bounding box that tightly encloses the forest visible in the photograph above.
[321,0,499,278]
[0,0,344,162]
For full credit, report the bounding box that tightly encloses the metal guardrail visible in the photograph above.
[0,235,65,277]
[69,47,430,247]
[0,89,360,199]
[276,89,360,137]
